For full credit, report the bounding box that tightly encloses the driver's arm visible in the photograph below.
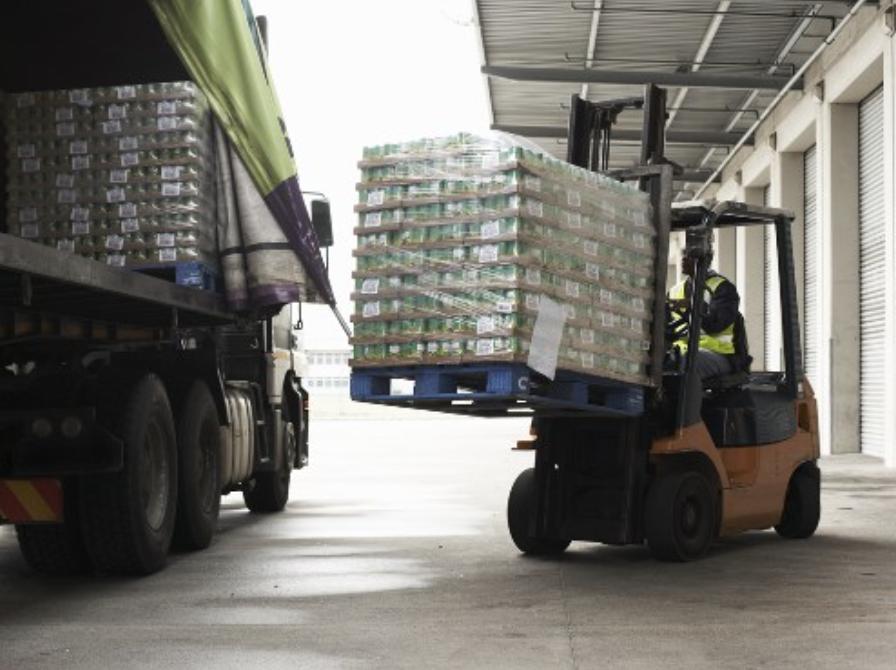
[702,280,740,333]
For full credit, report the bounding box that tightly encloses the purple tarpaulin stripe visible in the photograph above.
[263,176,335,305]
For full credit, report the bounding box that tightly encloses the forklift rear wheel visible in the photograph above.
[645,471,717,562]
[507,468,570,556]
[775,463,820,539]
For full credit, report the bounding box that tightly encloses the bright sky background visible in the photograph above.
[251,0,490,348]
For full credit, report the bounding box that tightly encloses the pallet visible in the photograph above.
[350,363,645,417]
[131,261,220,292]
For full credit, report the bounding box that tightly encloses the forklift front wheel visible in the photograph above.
[507,468,570,556]
[645,471,717,562]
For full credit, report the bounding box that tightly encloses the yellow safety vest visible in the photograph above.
[668,274,736,355]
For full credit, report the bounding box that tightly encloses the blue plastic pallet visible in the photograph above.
[131,261,220,291]
[350,363,644,417]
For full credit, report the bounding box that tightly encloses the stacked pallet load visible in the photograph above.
[352,133,657,387]
[4,82,216,276]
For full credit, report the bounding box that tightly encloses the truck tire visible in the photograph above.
[173,381,221,551]
[507,468,570,556]
[645,471,717,562]
[15,480,89,576]
[775,463,821,539]
[80,374,177,575]
[243,422,293,513]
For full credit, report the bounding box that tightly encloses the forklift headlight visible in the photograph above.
[31,418,54,439]
[60,416,84,439]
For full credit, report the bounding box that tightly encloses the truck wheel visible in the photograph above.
[775,463,821,539]
[507,468,570,556]
[15,480,89,575]
[80,374,177,575]
[645,471,717,562]
[173,382,221,550]
[243,422,293,513]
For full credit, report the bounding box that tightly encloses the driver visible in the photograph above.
[667,239,749,380]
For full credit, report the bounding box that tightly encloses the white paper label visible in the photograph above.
[121,218,140,233]
[584,239,599,257]
[525,267,542,285]
[156,233,176,248]
[109,169,129,184]
[105,235,125,251]
[19,208,37,223]
[567,191,582,207]
[580,329,595,345]
[70,206,90,222]
[478,245,499,263]
[119,136,139,151]
[581,352,595,369]
[526,200,544,217]
[56,122,75,137]
[496,300,514,314]
[477,316,496,335]
[527,296,567,380]
[20,223,39,238]
[119,203,138,218]
[55,173,75,188]
[158,248,177,263]
[362,301,381,318]
[72,155,90,170]
[17,144,35,158]
[475,339,495,356]
[69,140,87,155]
[364,212,382,228]
[55,107,74,121]
[565,280,580,298]
[426,342,440,354]
[601,312,616,327]
[116,85,136,100]
[585,262,600,280]
[157,100,178,115]
[388,344,400,356]
[71,221,90,236]
[57,189,76,204]
[107,254,127,267]
[121,152,139,167]
[161,165,183,180]
[525,294,541,310]
[366,190,385,206]
[69,89,91,105]
[480,220,500,239]
[361,278,380,295]
[108,104,127,120]
[157,116,178,131]
[106,187,126,203]
[161,182,182,197]
[604,222,617,237]
[633,298,645,312]
[21,158,40,173]
[57,239,75,252]
[17,93,35,107]
[102,120,122,135]
[523,175,542,192]
[566,211,582,228]
[600,289,613,305]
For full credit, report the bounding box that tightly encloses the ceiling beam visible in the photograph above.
[491,124,754,146]
[482,65,798,91]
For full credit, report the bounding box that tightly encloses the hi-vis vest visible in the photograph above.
[668,274,736,355]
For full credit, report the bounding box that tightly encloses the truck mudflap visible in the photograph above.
[0,478,63,523]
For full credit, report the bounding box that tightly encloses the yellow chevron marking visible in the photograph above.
[6,481,56,521]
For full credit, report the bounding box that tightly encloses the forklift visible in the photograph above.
[507,86,820,561]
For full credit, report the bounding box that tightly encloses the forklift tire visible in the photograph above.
[15,480,89,576]
[507,468,570,556]
[775,463,820,539]
[80,374,178,575]
[243,422,293,513]
[645,471,717,562]
[173,382,221,551]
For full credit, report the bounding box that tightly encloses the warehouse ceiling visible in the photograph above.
[474,0,857,197]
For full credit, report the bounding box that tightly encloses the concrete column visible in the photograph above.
[715,227,737,282]
[820,101,860,456]
[738,186,766,369]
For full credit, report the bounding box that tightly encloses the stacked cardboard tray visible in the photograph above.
[351,134,657,387]
[4,82,216,270]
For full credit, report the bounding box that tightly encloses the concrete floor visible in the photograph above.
[1,413,895,669]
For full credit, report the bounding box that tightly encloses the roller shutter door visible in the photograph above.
[859,86,885,458]
[803,145,818,386]
[763,184,777,370]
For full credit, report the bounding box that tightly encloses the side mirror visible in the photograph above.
[311,200,334,248]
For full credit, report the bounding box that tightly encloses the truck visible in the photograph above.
[0,0,341,575]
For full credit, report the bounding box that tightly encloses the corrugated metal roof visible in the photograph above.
[475,0,853,191]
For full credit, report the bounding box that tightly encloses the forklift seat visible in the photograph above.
[702,370,750,394]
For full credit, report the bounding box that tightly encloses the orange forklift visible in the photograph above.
[507,87,820,561]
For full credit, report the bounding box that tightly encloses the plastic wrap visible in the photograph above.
[351,133,657,386]
[4,82,217,269]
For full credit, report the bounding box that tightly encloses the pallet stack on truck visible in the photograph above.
[350,85,822,561]
[0,2,335,576]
